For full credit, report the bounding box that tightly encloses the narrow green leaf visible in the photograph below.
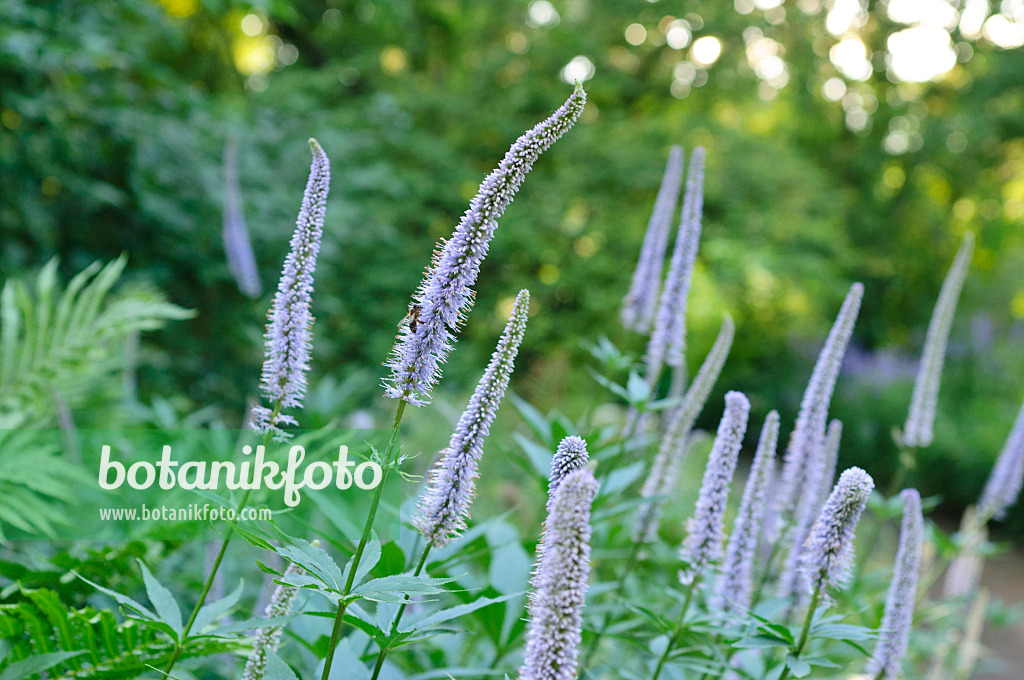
[137,559,183,637]
[0,650,85,680]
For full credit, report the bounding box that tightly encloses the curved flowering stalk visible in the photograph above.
[413,290,530,548]
[222,136,262,298]
[716,410,779,611]
[643,147,706,384]
[902,232,973,448]
[242,560,307,680]
[799,467,874,594]
[634,314,735,542]
[679,391,750,585]
[385,85,586,406]
[778,419,844,599]
[520,468,599,680]
[867,489,924,680]
[250,139,330,436]
[977,395,1024,522]
[773,283,863,534]
[621,146,684,333]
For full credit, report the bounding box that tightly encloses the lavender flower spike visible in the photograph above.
[621,146,684,333]
[250,139,330,436]
[549,435,590,508]
[799,467,874,593]
[414,290,530,548]
[242,559,307,680]
[679,391,750,585]
[902,232,974,448]
[867,489,924,680]
[717,410,779,611]
[222,136,263,298]
[386,85,586,406]
[977,395,1024,522]
[521,467,598,680]
[634,313,735,542]
[773,282,864,533]
[643,147,706,383]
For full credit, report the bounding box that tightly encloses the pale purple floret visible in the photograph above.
[644,147,706,383]
[413,290,530,548]
[977,396,1024,522]
[242,560,306,680]
[799,467,874,593]
[716,410,779,612]
[250,139,330,436]
[385,85,586,406]
[621,146,684,333]
[222,137,263,299]
[867,489,924,680]
[773,283,863,535]
[521,468,598,680]
[679,391,750,585]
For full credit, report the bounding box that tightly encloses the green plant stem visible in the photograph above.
[650,577,698,680]
[320,399,407,680]
[580,540,644,670]
[162,401,281,677]
[776,585,821,680]
[367,545,432,680]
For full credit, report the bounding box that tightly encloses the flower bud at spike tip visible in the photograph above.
[977,395,1024,522]
[867,489,924,680]
[799,467,874,593]
[250,139,330,438]
[520,468,598,680]
[621,146,684,333]
[385,85,586,406]
[413,290,530,548]
[679,391,750,585]
[549,435,589,509]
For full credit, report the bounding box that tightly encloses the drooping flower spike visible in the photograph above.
[679,390,750,585]
[867,489,924,680]
[385,85,586,406]
[774,282,863,533]
[799,467,874,594]
[520,467,598,680]
[717,410,779,611]
[902,232,974,448]
[977,395,1024,522]
[414,290,530,548]
[242,559,307,680]
[621,146,684,333]
[250,139,330,436]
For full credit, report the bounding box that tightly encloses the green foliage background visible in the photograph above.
[2,0,1024,534]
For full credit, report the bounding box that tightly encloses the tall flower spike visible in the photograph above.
[250,139,330,436]
[799,467,874,593]
[413,290,530,548]
[716,410,779,611]
[385,85,586,406]
[773,283,864,534]
[643,147,706,383]
[520,468,598,680]
[977,396,1024,522]
[222,136,263,298]
[867,489,924,680]
[679,391,750,585]
[634,314,735,542]
[902,232,974,448]
[778,419,844,599]
[242,560,307,680]
[621,146,684,333]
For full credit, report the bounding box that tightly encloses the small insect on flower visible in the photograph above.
[401,303,422,334]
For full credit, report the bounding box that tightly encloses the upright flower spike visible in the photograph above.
[867,489,924,680]
[413,290,530,548]
[250,139,330,436]
[643,147,706,384]
[777,420,844,599]
[679,391,750,585]
[222,137,263,298]
[621,146,684,333]
[799,467,874,593]
[943,505,987,598]
[773,283,864,534]
[902,232,974,448]
[977,396,1024,522]
[242,560,307,680]
[385,85,586,406]
[520,468,598,680]
[549,435,590,508]
[716,410,779,611]
[634,314,734,542]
